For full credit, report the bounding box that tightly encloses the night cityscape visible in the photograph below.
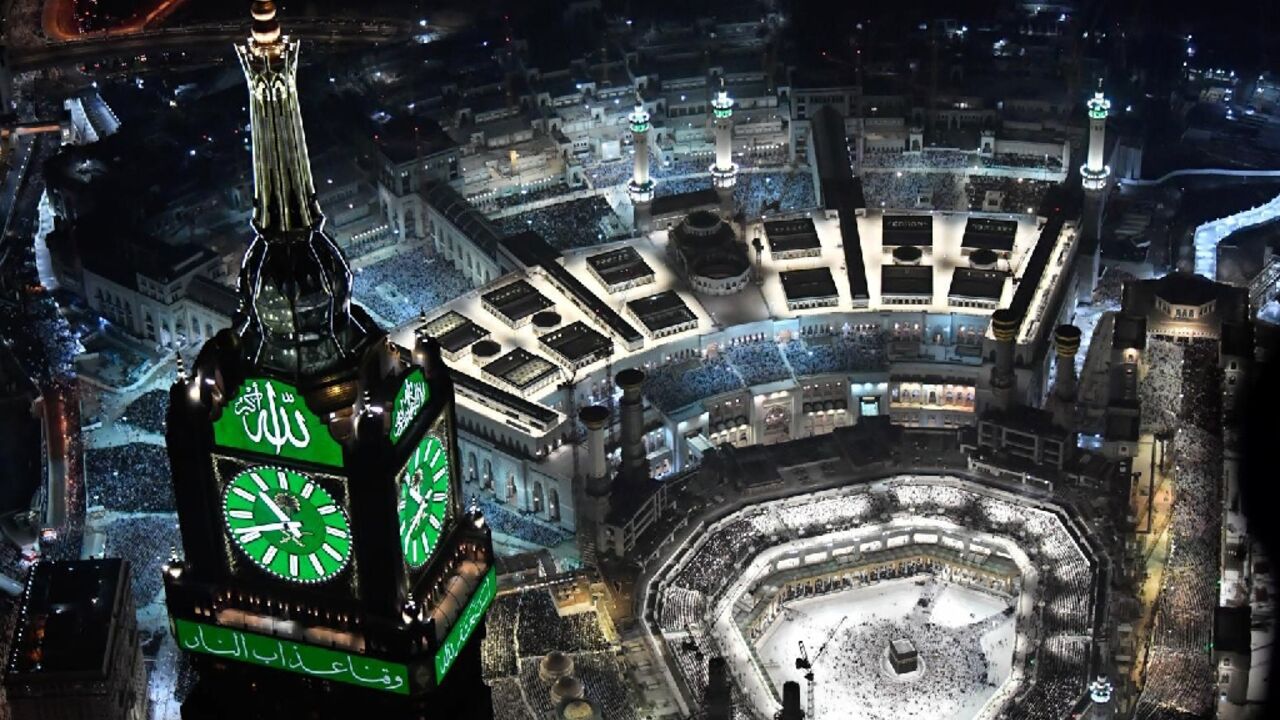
[0,1,1277,719]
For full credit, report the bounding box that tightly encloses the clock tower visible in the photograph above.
[161,4,495,718]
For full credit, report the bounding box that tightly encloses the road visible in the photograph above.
[1126,432,1175,694]
[40,380,80,534]
[1,135,35,241]
[42,0,190,41]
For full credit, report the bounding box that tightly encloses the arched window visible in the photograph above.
[547,488,560,521]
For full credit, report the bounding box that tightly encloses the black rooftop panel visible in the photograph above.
[962,217,1018,252]
[481,347,559,391]
[948,268,1007,300]
[586,246,654,288]
[481,279,554,323]
[882,214,934,247]
[765,217,822,254]
[627,290,697,334]
[452,372,559,425]
[780,267,838,301]
[881,265,934,296]
[423,311,491,354]
[538,321,613,364]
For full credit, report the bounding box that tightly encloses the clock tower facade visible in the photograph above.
[161,4,495,718]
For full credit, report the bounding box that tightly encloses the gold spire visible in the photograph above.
[249,1,281,48]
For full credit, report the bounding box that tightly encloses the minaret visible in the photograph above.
[709,79,738,191]
[1077,80,1110,305]
[233,0,371,378]
[575,405,613,564]
[1048,324,1081,429]
[616,368,649,483]
[627,98,655,227]
[704,656,733,720]
[1086,676,1115,720]
[989,309,1019,412]
[777,681,805,720]
[579,405,611,494]
[1081,82,1111,192]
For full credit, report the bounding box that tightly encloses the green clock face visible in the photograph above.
[222,466,352,583]
[397,435,452,569]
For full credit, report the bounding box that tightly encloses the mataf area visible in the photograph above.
[648,475,1102,720]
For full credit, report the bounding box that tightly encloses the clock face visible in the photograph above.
[222,466,352,584]
[397,434,452,569]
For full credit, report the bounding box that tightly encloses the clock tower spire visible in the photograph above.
[232,0,372,379]
[161,5,496,718]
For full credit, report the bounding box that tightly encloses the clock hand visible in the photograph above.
[409,484,424,504]
[233,521,302,535]
[406,500,429,539]
[259,492,303,539]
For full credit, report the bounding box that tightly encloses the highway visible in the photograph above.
[8,17,423,71]
[42,0,191,42]
[1,134,35,242]
[41,382,73,533]
[0,114,82,552]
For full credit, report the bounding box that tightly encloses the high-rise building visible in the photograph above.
[161,4,495,718]
[4,559,147,720]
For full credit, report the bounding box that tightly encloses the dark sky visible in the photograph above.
[786,0,1277,73]
[161,0,1276,74]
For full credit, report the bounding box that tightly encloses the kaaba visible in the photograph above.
[889,638,919,674]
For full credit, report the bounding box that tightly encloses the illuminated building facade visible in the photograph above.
[1123,271,1249,342]
[161,4,494,718]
